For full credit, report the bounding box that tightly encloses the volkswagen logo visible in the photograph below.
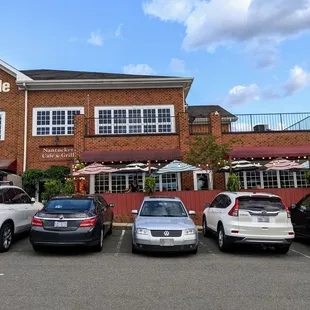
[164,231,170,236]
[262,211,267,215]
[59,215,64,220]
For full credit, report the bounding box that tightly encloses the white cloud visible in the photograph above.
[115,24,123,38]
[88,29,103,47]
[224,84,260,106]
[169,58,186,73]
[143,0,310,64]
[284,65,310,95]
[123,64,155,75]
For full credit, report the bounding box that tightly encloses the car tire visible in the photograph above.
[0,222,13,253]
[107,220,113,236]
[217,225,231,252]
[189,247,198,255]
[274,244,290,254]
[202,217,212,238]
[32,245,43,252]
[94,228,104,252]
[132,242,139,254]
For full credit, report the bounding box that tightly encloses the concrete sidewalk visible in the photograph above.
[113,223,203,231]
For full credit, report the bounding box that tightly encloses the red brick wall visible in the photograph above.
[0,69,25,173]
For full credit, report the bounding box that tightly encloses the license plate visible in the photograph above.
[54,221,67,228]
[258,217,269,223]
[159,239,174,246]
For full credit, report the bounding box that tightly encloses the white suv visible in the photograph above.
[202,192,294,254]
[0,182,43,252]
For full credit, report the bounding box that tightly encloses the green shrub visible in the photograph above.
[227,173,241,191]
[144,176,156,194]
[305,171,310,185]
[62,179,75,195]
[22,169,44,197]
[41,180,63,204]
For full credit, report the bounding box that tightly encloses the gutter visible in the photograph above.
[23,83,28,173]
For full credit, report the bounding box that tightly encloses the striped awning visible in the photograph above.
[153,160,201,174]
[265,159,305,170]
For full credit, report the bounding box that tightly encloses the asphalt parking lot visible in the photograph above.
[0,230,310,310]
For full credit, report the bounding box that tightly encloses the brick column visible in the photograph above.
[178,112,190,154]
[209,111,222,143]
[74,114,85,162]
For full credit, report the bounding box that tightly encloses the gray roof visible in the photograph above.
[187,105,235,119]
[21,69,179,80]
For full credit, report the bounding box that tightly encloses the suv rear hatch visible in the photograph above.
[236,195,291,236]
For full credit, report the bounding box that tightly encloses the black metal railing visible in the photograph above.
[85,116,179,136]
[225,112,310,133]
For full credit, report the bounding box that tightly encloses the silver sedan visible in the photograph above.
[131,197,198,254]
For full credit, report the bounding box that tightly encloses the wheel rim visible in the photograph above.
[2,226,12,249]
[100,229,103,247]
[218,229,224,248]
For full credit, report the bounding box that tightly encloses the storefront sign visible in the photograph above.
[0,80,10,93]
[40,146,74,161]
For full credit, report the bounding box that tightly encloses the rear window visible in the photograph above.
[238,196,285,212]
[44,199,93,212]
[140,201,187,217]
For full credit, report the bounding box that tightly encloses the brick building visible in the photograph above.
[1,59,310,194]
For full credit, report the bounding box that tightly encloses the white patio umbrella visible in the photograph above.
[73,162,119,176]
[153,160,201,174]
[301,161,309,169]
[219,160,263,172]
[265,158,305,170]
[116,163,158,174]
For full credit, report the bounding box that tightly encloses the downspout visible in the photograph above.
[23,83,28,172]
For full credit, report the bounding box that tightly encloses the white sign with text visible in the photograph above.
[0,80,10,92]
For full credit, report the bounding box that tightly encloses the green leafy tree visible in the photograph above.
[41,180,63,204]
[22,169,44,197]
[44,165,70,182]
[183,135,232,189]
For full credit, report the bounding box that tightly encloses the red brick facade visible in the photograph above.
[1,63,310,192]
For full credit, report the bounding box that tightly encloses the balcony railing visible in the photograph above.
[224,112,310,133]
[85,116,179,136]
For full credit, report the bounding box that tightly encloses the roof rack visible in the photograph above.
[0,181,13,186]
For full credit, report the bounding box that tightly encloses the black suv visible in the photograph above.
[30,194,114,252]
[289,194,310,239]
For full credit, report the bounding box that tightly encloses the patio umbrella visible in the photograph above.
[73,162,119,176]
[153,160,201,174]
[265,158,305,170]
[116,163,158,174]
[301,161,309,169]
[219,160,263,172]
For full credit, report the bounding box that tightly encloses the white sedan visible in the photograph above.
[0,183,43,252]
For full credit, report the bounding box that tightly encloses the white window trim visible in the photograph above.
[32,107,84,136]
[0,111,5,141]
[193,170,212,190]
[94,105,175,135]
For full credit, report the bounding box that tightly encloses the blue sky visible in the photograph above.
[1,0,310,114]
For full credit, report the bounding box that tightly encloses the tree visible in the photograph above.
[183,135,232,189]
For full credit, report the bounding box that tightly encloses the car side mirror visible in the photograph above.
[188,210,196,216]
[204,203,211,209]
[132,210,138,215]
[31,197,36,204]
[109,203,115,208]
[289,204,296,211]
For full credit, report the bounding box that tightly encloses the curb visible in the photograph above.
[113,223,203,231]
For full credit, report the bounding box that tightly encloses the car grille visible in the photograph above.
[150,230,182,237]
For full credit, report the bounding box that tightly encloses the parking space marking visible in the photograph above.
[0,273,4,276]
[114,229,125,256]
[291,249,310,260]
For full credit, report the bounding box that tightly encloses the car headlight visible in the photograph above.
[184,228,197,235]
[135,228,149,235]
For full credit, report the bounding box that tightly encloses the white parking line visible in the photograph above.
[291,249,310,259]
[114,230,125,257]
[0,274,4,276]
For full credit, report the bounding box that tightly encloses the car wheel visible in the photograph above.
[32,245,43,252]
[189,247,198,255]
[132,242,139,254]
[274,244,290,254]
[94,228,104,252]
[217,225,231,252]
[0,223,13,253]
[202,217,211,238]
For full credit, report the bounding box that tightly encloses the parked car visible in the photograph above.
[202,192,294,254]
[29,194,114,252]
[131,196,198,254]
[0,181,44,252]
[289,193,310,239]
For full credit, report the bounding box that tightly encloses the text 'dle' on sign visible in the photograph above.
[40,146,74,161]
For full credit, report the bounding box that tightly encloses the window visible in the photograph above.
[140,201,187,217]
[263,171,278,188]
[235,172,245,189]
[162,173,177,191]
[0,111,5,140]
[245,171,261,189]
[95,105,175,135]
[296,171,309,188]
[111,174,127,193]
[95,174,110,193]
[33,107,84,136]
[279,171,295,188]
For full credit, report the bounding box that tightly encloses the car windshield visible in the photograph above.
[238,196,285,212]
[139,201,187,217]
[44,199,92,212]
